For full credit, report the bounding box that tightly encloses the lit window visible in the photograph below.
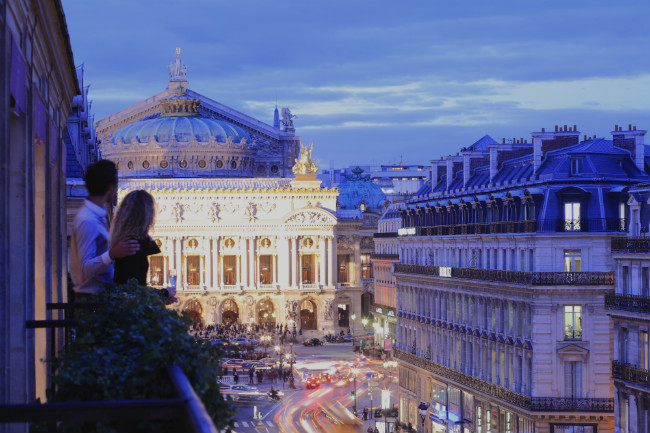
[361,254,373,279]
[564,305,582,340]
[186,255,201,286]
[564,249,582,272]
[564,202,581,231]
[619,202,627,231]
[564,361,583,398]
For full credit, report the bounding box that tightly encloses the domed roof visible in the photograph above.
[337,167,388,211]
[112,113,250,145]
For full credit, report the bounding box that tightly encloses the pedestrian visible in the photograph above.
[69,160,140,297]
[233,371,239,384]
[408,422,413,433]
[257,370,263,384]
[249,367,255,385]
[363,407,368,420]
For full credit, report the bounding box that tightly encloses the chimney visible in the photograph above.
[612,125,647,171]
[445,155,463,191]
[463,151,489,188]
[429,160,447,188]
[488,143,533,182]
[532,126,580,173]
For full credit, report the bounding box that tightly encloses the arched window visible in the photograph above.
[300,300,317,330]
[222,299,239,325]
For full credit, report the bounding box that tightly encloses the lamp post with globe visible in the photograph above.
[351,313,356,351]
[351,365,360,416]
[361,317,368,353]
[274,345,285,389]
[418,402,429,433]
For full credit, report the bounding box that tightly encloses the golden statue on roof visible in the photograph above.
[292,141,319,176]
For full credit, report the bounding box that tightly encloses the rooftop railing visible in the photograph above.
[371,253,400,261]
[605,292,650,314]
[611,236,650,253]
[394,264,614,286]
[398,218,626,237]
[395,348,613,413]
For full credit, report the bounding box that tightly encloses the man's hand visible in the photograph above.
[109,239,140,259]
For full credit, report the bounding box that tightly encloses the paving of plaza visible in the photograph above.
[222,342,398,433]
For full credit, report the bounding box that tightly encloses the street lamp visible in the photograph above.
[418,402,429,433]
[351,313,356,350]
[351,365,360,416]
[275,345,285,390]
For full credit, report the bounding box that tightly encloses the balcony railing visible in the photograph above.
[399,218,626,237]
[0,302,219,432]
[395,349,613,413]
[605,292,650,314]
[530,397,614,412]
[612,360,650,387]
[374,232,398,238]
[371,253,400,261]
[611,236,650,253]
[394,264,614,286]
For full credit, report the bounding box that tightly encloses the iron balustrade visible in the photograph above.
[398,218,626,237]
[374,232,398,238]
[612,360,650,387]
[529,397,614,412]
[611,236,650,253]
[371,253,400,261]
[605,292,650,314]
[394,263,614,286]
[395,349,613,413]
[0,302,219,432]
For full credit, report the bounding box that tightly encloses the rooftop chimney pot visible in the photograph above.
[634,126,637,131]
[555,125,558,132]
[629,124,632,130]
[541,127,545,132]
[564,125,567,131]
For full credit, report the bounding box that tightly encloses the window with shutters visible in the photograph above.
[564,361,583,398]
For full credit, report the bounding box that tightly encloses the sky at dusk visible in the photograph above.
[61,0,650,168]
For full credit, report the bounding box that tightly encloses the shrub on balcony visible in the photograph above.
[41,281,235,432]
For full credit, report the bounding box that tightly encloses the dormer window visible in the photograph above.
[570,158,582,175]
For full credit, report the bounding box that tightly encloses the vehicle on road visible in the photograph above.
[219,383,267,402]
[343,335,352,342]
[231,337,249,345]
[305,376,321,389]
[303,338,324,346]
[319,372,331,383]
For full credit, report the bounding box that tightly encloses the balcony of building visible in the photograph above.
[394,348,614,413]
[370,253,400,261]
[611,236,650,253]
[395,218,626,238]
[612,360,650,389]
[605,292,650,314]
[0,301,221,432]
[394,263,614,286]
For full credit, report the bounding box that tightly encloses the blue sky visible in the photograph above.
[62,0,650,168]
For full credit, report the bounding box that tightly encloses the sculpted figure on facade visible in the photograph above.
[292,141,318,175]
[208,203,221,223]
[360,236,374,250]
[172,202,184,223]
[168,47,188,81]
[281,107,296,129]
[337,235,352,250]
[245,202,257,222]
[324,299,334,320]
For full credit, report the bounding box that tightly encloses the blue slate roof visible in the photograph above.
[465,134,498,152]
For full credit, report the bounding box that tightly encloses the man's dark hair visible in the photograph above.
[84,159,118,196]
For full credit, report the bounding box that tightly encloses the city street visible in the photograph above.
[225,342,397,433]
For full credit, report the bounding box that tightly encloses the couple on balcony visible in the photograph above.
[69,160,175,301]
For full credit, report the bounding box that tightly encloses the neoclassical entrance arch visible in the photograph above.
[257,298,276,324]
[222,299,239,325]
[184,299,203,324]
[300,299,317,331]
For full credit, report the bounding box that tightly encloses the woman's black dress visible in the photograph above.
[114,236,160,285]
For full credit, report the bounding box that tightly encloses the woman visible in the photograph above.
[110,190,162,286]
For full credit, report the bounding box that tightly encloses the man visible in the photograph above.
[69,160,139,295]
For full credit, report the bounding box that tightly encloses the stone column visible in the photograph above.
[319,236,326,288]
[353,235,361,286]
[249,236,255,290]
[213,236,220,290]
[278,236,289,289]
[630,393,638,433]
[175,237,183,291]
[240,237,248,288]
[290,236,297,288]
[204,238,210,288]
[328,236,336,287]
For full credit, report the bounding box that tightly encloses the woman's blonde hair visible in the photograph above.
[110,190,156,248]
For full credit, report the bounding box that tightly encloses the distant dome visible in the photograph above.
[112,95,250,145]
[103,94,257,178]
[337,166,388,211]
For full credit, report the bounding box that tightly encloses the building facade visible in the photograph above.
[95,51,377,335]
[608,181,650,433]
[1,0,82,423]
[393,127,648,433]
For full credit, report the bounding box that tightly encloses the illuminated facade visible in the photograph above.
[95,50,374,334]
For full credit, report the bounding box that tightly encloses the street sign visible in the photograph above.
[369,380,380,388]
